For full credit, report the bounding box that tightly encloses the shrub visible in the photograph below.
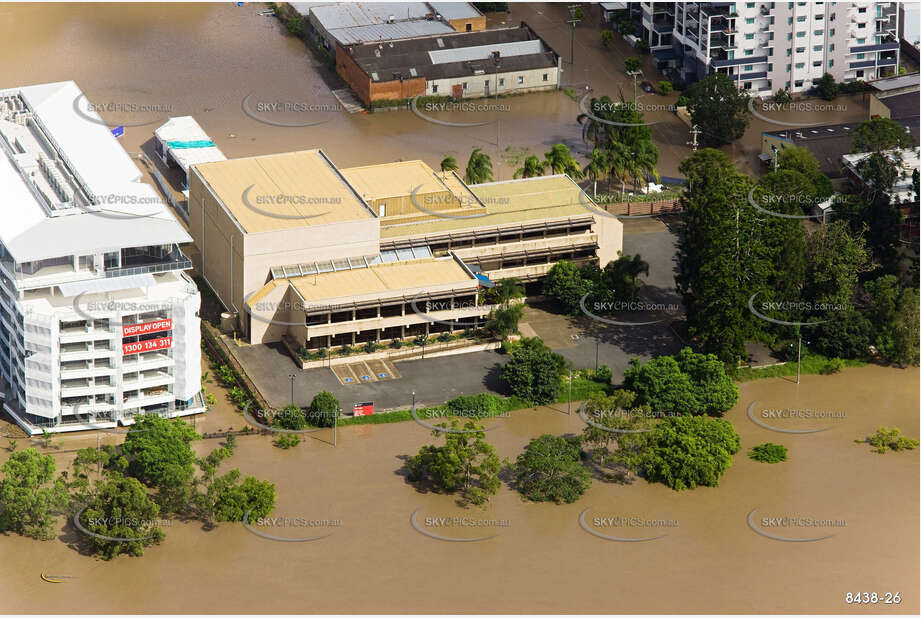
[676,94,689,108]
[500,337,567,405]
[307,391,340,427]
[445,393,508,419]
[658,80,673,95]
[859,427,920,453]
[634,39,649,53]
[285,16,305,37]
[273,404,306,430]
[638,416,741,490]
[820,357,846,374]
[591,364,613,384]
[601,30,613,48]
[390,338,402,349]
[513,435,590,504]
[748,443,787,463]
[773,88,792,104]
[273,434,301,449]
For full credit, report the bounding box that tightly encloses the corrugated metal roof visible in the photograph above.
[427,2,481,21]
[310,2,433,29]
[331,20,454,45]
[428,39,544,64]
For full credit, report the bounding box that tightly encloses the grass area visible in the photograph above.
[734,354,866,382]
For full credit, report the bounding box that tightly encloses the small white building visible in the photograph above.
[842,147,920,204]
[154,116,226,192]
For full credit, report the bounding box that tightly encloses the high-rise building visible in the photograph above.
[636,1,900,95]
[0,81,204,434]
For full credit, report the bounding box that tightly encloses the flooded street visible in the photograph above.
[0,1,862,189]
[1,365,916,613]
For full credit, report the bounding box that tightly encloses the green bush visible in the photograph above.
[859,427,920,454]
[307,391,340,427]
[513,435,590,504]
[273,404,306,430]
[500,337,567,405]
[273,434,301,449]
[748,443,787,463]
[676,94,689,108]
[445,393,509,418]
[638,416,741,490]
[820,357,846,374]
[285,16,305,36]
[658,81,673,95]
[590,364,613,384]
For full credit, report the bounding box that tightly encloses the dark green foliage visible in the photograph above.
[79,474,165,559]
[0,448,69,540]
[273,404,307,430]
[814,309,871,359]
[748,443,787,463]
[513,435,590,503]
[211,472,276,522]
[445,393,509,418]
[406,421,501,506]
[684,73,751,146]
[121,415,200,513]
[500,337,567,404]
[638,416,741,490]
[623,347,738,416]
[307,391,340,427]
[814,73,839,100]
[852,117,916,153]
[542,260,593,314]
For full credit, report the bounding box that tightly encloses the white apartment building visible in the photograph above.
[638,1,900,96]
[0,81,204,434]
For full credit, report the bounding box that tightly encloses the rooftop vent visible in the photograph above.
[436,37,445,47]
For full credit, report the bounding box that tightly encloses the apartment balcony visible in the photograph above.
[121,353,175,372]
[60,381,117,397]
[59,326,117,344]
[59,345,116,362]
[849,41,899,53]
[122,371,175,390]
[123,389,175,409]
[711,55,768,67]
[60,362,115,379]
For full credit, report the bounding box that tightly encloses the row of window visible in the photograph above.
[431,73,551,94]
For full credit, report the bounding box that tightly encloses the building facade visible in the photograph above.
[0,82,204,434]
[634,2,900,96]
[187,153,623,348]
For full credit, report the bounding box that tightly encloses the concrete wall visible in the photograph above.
[426,65,560,98]
[594,211,624,267]
[447,15,486,33]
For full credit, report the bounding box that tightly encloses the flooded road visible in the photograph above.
[1,364,916,613]
[0,1,861,190]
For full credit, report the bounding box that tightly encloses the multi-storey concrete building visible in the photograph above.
[635,1,901,95]
[188,153,622,348]
[0,81,204,434]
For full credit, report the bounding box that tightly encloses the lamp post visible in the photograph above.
[626,69,643,108]
[288,374,295,405]
[568,369,572,415]
[411,391,416,411]
[595,335,600,371]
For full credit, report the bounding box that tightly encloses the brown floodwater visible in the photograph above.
[1,364,917,613]
[0,1,866,190]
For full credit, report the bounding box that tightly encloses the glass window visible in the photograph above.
[745,49,753,55]
[745,33,754,39]
[795,62,804,69]
[796,31,805,37]
[828,59,833,67]
[517,76,523,85]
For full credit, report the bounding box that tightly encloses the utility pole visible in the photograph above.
[595,335,600,371]
[288,374,295,405]
[567,4,582,65]
[796,336,802,385]
[688,124,701,152]
[568,369,572,415]
[626,69,643,108]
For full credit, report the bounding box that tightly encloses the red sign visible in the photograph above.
[123,319,172,337]
[353,401,374,416]
[123,336,172,356]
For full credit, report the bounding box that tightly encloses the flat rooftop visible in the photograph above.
[249,256,476,308]
[155,116,226,173]
[340,159,478,203]
[193,149,375,234]
[341,23,558,83]
[879,91,920,122]
[380,174,596,239]
[0,81,190,263]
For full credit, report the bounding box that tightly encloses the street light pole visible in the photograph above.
[568,369,572,415]
[626,69,643,108]
[288,374,295,405]
[412,391,416,411]
[796,335,802,385]
[595,336,600,371]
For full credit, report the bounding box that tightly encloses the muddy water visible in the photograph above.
[1,364,916,613]
[0,1,830,189]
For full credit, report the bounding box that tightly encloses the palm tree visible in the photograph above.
[576,95,616,147]
[583,148,610,198]
[604,254,649,302]
[487,303,524,339]
[465,148,494,184]
[491,277,524,308]
[630,140,660,192]
[440,155,459,178]
[605,140,632,194]
[543,143,584,180]
[513,155,546,179]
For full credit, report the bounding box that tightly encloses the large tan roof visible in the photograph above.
[379,174,594,238]
[282,257,475,304]
[339,159,478,203]
[193,149,374,234]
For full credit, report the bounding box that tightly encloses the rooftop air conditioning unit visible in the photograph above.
[387,15,395,23]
